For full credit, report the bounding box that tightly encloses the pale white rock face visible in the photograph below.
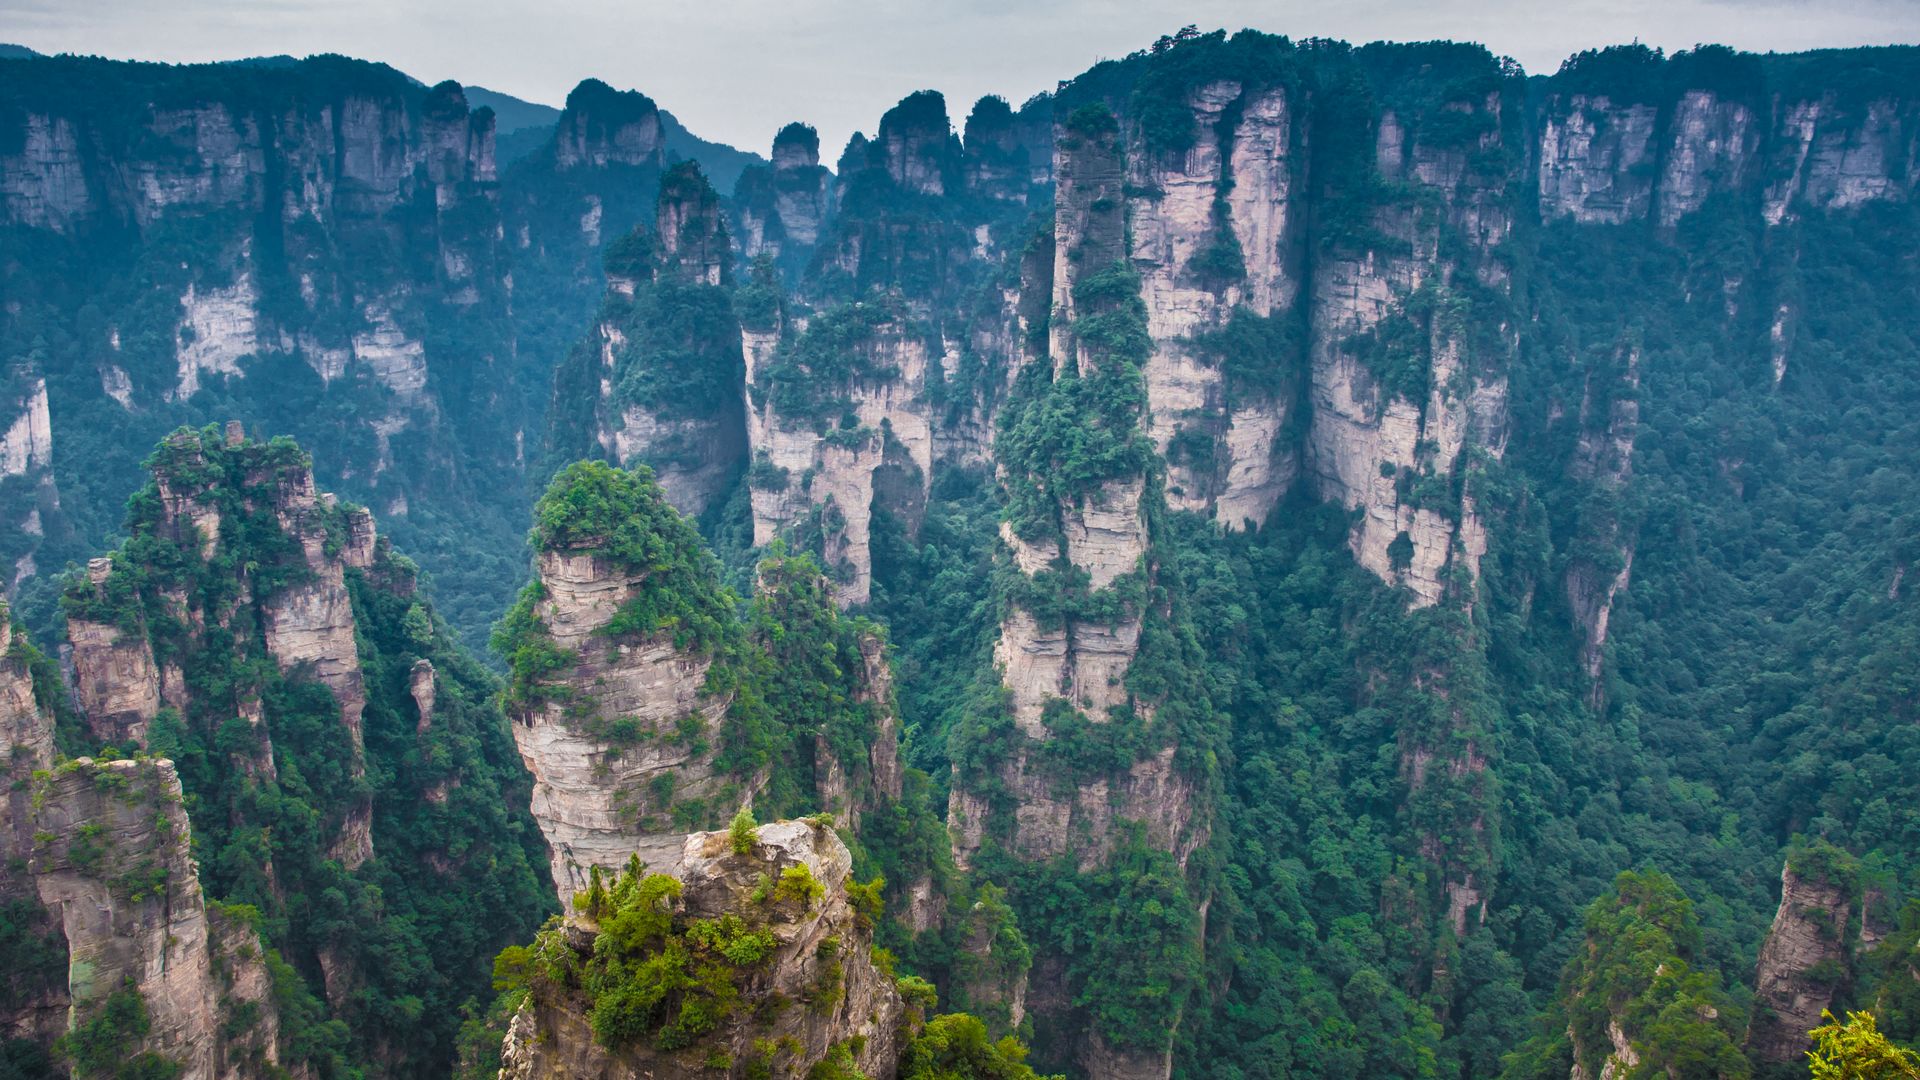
[1770,303,1794,385]
[605,404,738,516]
[30,759,285,1080]
[744,322,933,607]
[408,660,436,737]
[1214,404,1293,529]
[1228,86,1299,316]
[579,193,603,245]
[352,305,429,400]
[1306,93,1512,606]
[1130,81,1239,512]
[596,312,745,518]
[0,115,91,231]
[262,471,373,868]
[1767,97,1913,224]
[1537,97,1658,224]
[1658,91,1756,227]
[130,106,263,226]
[1134,82,1301,525]
[510,550,739,910]
[0,379,53,477]
[335,95,418,215]
[173,274,261,401]
[1063,477,1147,590]
[101,365,135,410]
[296,333,352,383]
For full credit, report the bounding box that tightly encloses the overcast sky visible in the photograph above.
[5,0,1918,159]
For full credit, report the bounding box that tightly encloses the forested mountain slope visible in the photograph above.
[2,27,1919,1080]
[0,54,758,654]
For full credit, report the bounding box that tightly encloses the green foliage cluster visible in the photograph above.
[499,466,916,835]
[498,858,791,1054]
[754,298,911,424]
[513,460,741,658]
[57,982,181,1080]
[55,428,553,1078]
[1502,870,1749,1080]
[995,261,1154,541]
[902,1013,1061,1080]
[1807,1011,1920,1080]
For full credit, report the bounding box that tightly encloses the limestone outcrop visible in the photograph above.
[499,820,909,1080]
[552,79,664,172]
[1564,347,1641,704]
[1746,860,1855,1062]
[733,123,834,271]
[587,165,748,518]
[744,304,934,607]
[29,757,288,1080]
[1126,80,1301,523]
[0,607,68,1053]
[506,546,741,909]
[1305,88,1512,611]
[65,428,379,867]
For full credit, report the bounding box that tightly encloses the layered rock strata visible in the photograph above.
[506,545,740,909]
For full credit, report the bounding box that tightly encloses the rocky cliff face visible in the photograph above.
[1306,86,1512,611]
[0,53,540,661]
[29,757,288,1079]
[499,820,908,1080]
[0,608,69,1054]
[552,79,664,173]
[811,632,905,832]
[1564,346,1640,705]
[733,123,834,272]
[744,307,934,607]
[507,545,742,908]
[65,427,378,869]
[0,63,494,233]
[1127,79,1302,524]
[35,426,555,1074]
[583,165,747,517]
[1746,860,1855,1062]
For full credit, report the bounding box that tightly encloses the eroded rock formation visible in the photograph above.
[499,820,908,1080]
[506,544,742,908]
[30,757,288,1079]
[1746,860,1855,1062]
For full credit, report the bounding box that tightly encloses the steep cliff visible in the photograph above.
[551,163,748,518]
[0,607,70,1060]
[498,462,751,907]
[743,296,935,606]
[48,426,553,1074]
[0,54,534,655]
[1746,847,1860,1063]
[498,819,909,1080]
[732,123,834,275]
[28,757,289,1079]
[501,461,927,913]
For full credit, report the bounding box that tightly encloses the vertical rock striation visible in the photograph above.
[29,757,288,1079]
[1746,858,1856,1063]
[584,164,747,517]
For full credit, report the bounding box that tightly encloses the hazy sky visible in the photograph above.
[5,0,1918,159]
